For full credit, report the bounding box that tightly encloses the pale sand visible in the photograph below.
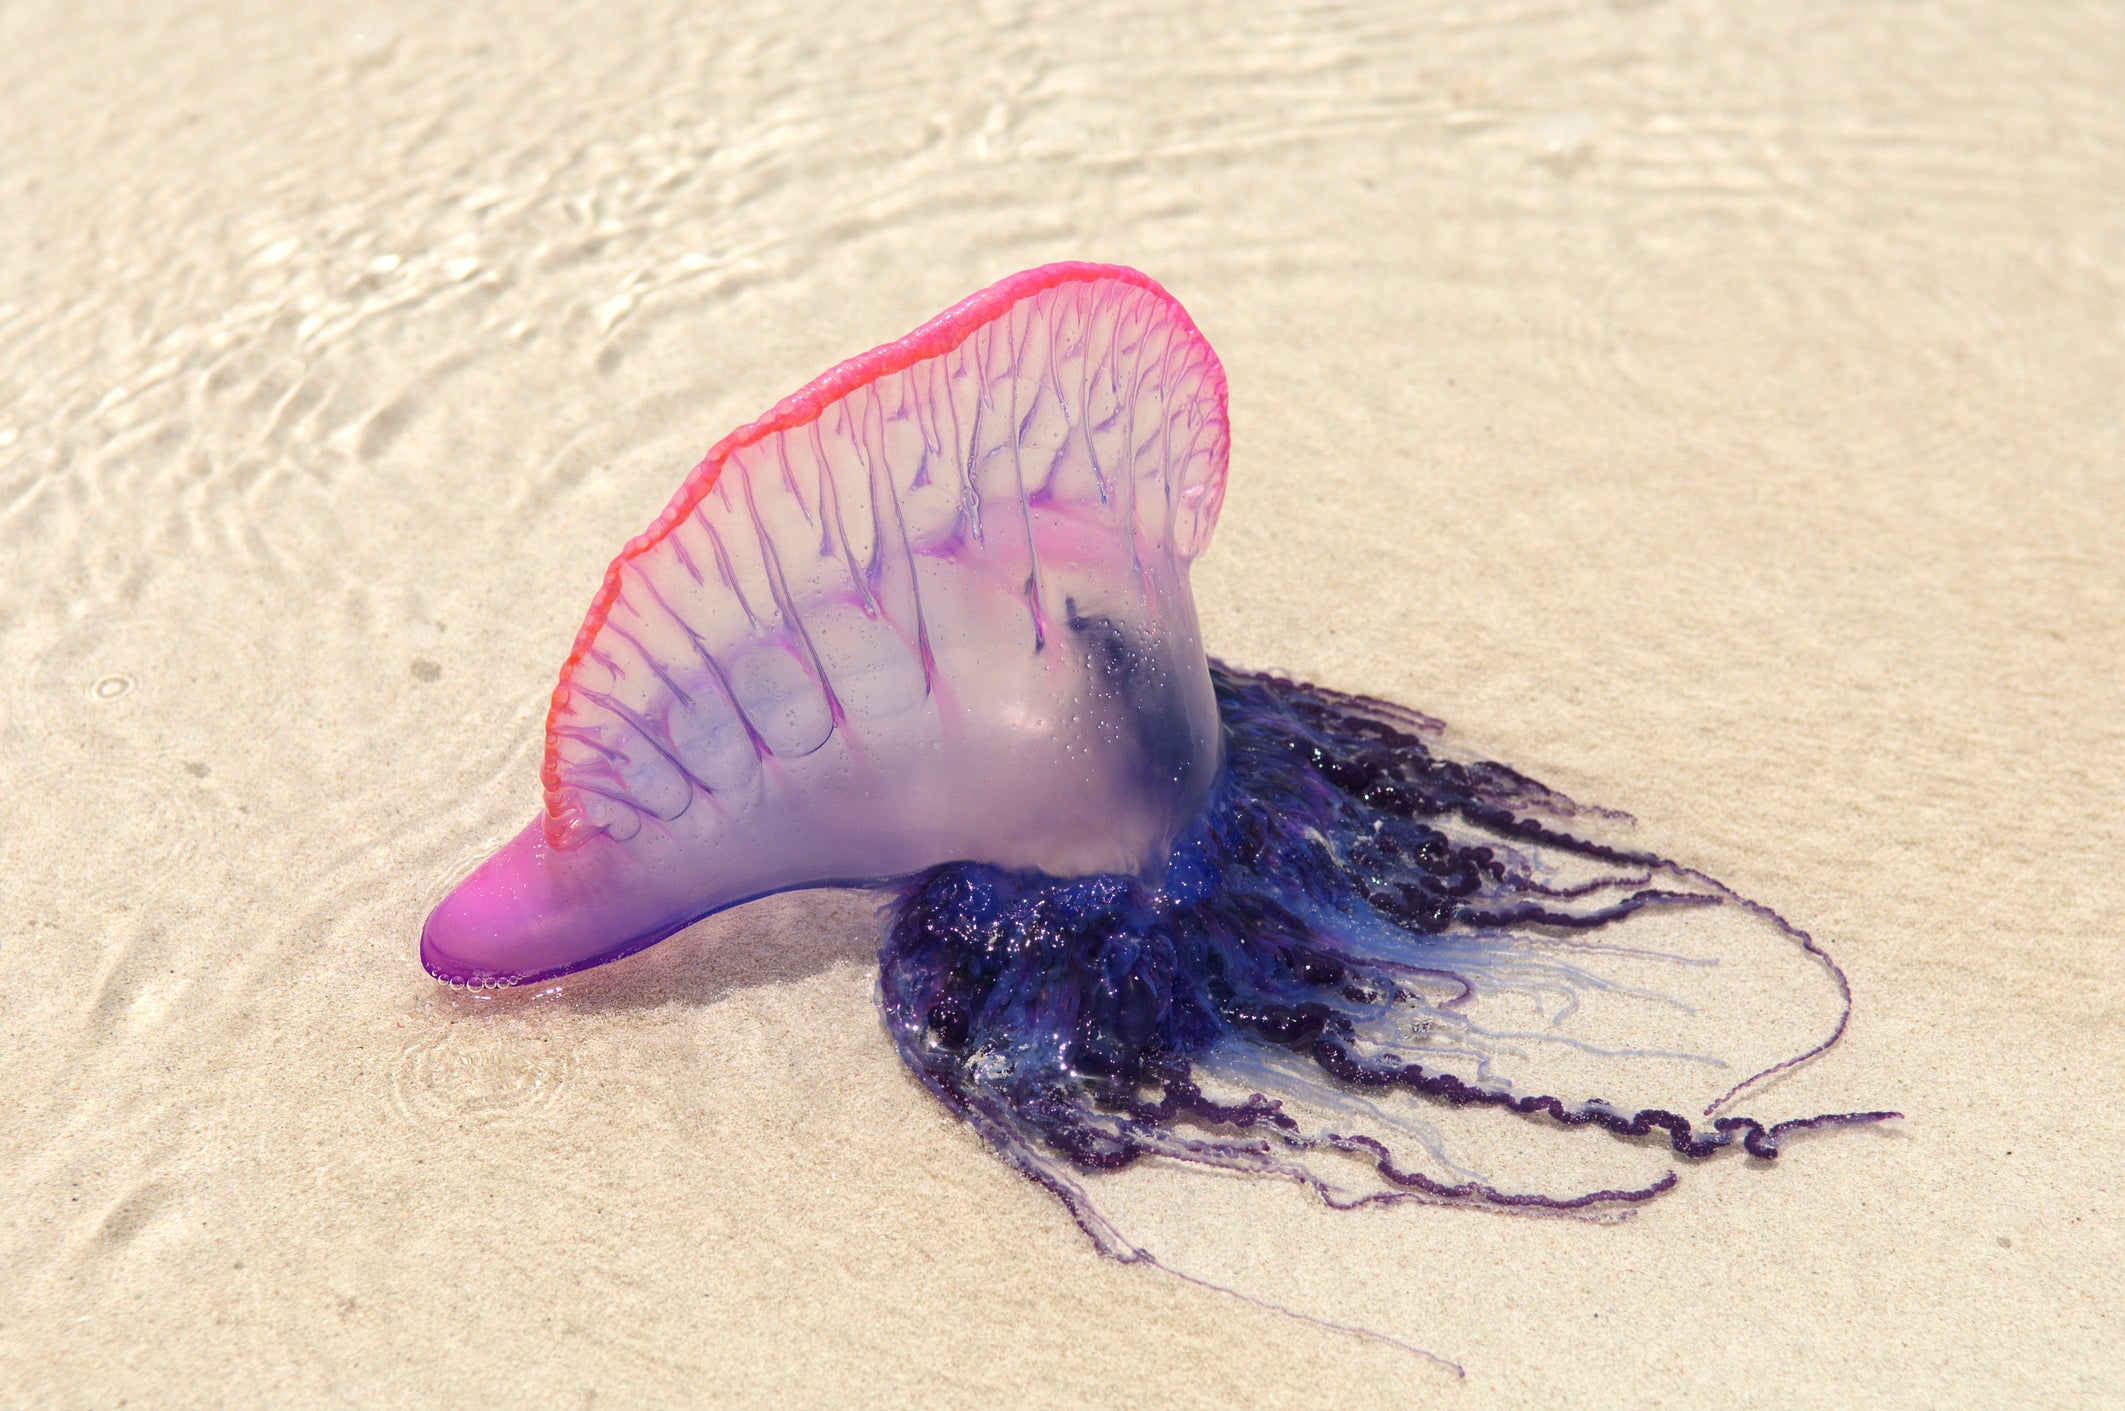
[2,2,2118,1406]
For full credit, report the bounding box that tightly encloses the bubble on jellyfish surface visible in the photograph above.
[422,262,1897,1369]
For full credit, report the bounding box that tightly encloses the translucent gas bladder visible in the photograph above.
[422,264,1231,986]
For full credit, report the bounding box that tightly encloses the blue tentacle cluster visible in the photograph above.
[878,662,1893,1255]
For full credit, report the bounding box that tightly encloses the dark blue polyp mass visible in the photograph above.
[881,662,1895,1262]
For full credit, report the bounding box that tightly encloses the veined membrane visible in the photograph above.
[423,264,1230,987]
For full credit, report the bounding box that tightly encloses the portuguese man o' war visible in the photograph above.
[422,263,1895,1353]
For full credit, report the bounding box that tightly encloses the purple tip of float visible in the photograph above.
[418,821,691,986]
[423,262,1231,987]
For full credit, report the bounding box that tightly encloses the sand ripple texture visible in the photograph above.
[1,2,2121,1409]
[390,1023,579,1130]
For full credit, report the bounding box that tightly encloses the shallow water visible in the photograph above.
[3,2,2121,1407]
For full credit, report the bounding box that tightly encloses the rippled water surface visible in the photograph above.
[2,2,2120,1407]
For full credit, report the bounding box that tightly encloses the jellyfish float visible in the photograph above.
[422,263,1894,1361]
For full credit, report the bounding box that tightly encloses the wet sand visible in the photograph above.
[2,1,2118,1406]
